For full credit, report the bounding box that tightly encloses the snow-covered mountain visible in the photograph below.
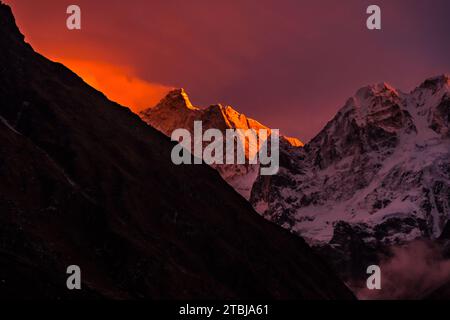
[140,89,303,199]
[140,76,449,285]
[141,77,449,250]
[251,75,450,249]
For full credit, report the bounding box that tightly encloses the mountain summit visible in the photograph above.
[140,89,303,198]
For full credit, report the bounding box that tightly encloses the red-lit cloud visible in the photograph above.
[52,58,171,112]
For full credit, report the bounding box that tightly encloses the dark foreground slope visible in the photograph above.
[0,3,353,299]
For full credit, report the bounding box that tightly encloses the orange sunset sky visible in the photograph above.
[4,0,450,141]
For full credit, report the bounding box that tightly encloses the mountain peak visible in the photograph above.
[0,2,25,44]
[418,74,450,92]
[336,82,402,125]
[355,82,399,100]
[139,90,304,199]
[155,88,198,111]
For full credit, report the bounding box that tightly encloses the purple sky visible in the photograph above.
[5,0,450,141]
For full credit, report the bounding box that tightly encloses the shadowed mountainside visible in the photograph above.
[0,2,353,299]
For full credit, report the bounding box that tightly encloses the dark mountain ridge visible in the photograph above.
[0,2,353,299]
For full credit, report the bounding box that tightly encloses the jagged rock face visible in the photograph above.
[0,3,354,299]
[140,89,303,199]
[308,83,416,171]
[251,77,450,249]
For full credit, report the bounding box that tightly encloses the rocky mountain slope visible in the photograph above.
[140,89,303,199]
[250,76,450,280]
[0,2,354,299]
[251,77,450,241]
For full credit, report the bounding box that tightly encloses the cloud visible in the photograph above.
[51,58,171,112]
[356,240,450,300]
